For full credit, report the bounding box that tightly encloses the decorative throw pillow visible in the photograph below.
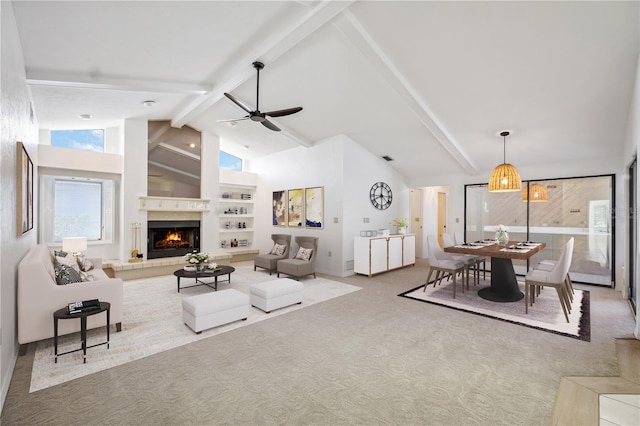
[55,250,80,273]
[270,243,286,256]
[294,247,313,261]
[54,260,83,285]
[80,271,96,282]
[76,254,94,272]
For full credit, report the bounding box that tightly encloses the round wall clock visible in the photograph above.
[370,181,392,210]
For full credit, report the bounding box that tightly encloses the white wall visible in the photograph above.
[250,134,410,277]
[200,131,220,253]
[121,119,148,260]
[0,1,40,409]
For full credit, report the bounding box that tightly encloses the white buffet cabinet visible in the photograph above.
[354,234,416,276]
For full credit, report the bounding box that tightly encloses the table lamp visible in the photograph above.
[62,237,87,256]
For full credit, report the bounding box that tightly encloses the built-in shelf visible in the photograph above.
[219,180,254,250]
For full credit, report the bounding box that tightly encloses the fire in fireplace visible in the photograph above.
[148,220,200,259]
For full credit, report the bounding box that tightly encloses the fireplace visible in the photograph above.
[147,220,200,259]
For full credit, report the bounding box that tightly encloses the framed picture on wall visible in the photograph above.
[17,142,34,236]
[305,186,324,228]
[287,188,304,227]
[272,190,287,226]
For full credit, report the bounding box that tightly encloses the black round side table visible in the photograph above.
[53,301,110,364]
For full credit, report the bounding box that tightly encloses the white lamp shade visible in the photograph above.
[62,237,87,253]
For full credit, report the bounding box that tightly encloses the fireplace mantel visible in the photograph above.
[138,196,210,212]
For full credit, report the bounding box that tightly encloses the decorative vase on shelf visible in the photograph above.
[495,231,509,246]
[398,227,407,234]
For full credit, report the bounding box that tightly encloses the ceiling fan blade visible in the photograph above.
[261,119,281,131]
[224,93,254,114]
[216,116,249,123]
[265,107,303,118]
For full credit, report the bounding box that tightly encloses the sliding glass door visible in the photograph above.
[465,175,614,286]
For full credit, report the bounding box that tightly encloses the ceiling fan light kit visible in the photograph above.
[488,131,522,192]
[220,61,303,132]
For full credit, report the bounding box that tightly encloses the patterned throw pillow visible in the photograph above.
[55,250,80,273]
[76,254,94,272]
[294,247,313,261]
[54,260,83,285]
[80,271,97,282]
[270,243,286,256]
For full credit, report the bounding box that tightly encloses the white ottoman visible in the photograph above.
[182,289,249,333]
[250,278,304,313]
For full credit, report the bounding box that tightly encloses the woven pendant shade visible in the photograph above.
[488,131,522,192]
[522,183,548,202]
[488,163,522,192]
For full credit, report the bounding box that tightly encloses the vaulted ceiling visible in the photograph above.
[12,1,639,183]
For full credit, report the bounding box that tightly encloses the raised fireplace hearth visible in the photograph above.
[148,220,200,259]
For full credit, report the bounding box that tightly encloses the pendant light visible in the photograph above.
[522,183,548,202]
[488,131,522,192]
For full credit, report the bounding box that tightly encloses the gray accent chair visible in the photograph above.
[254,234,291,275]
[277,236,319,280]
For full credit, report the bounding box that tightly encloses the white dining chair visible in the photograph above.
[524,238,573,322]
[533,238,575,303]
[425,236,466,298]
[443,233,480,287]
[454,231,486,282]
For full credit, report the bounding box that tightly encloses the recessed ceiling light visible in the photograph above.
[189,142,196,148]
[78,114,92,120]
[142,100,156,107]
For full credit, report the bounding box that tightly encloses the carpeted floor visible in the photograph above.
[399,277,590,341]
[2,259,636,426]
[29,266,361,392]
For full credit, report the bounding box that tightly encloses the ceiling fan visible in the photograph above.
[219,61,303,132]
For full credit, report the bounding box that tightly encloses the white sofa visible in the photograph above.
[18,244,124,352]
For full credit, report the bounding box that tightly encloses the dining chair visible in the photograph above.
[453,231,487,282]
[532,238,575,303]
[524,238,573,322]
[443,233,480,287]
[424,236,466,298]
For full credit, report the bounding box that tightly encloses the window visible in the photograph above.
[219,150,242,171]
[51,129,104,152]
[40,175,114,243]
[465,175,614,286]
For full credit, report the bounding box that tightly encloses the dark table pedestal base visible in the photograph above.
[478,257,524,302]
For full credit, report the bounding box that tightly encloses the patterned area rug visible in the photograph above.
[399,277,590,341]
[30,267,361,392]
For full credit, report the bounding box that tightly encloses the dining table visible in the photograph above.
[444,240,546,302]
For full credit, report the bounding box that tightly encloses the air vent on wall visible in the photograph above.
[382,155,394,161]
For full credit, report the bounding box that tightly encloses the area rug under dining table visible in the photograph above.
[29,266,361,393]
[399,276,590,342]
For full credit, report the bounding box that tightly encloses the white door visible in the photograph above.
[403,235,416,265]
[388,236,403,269]
[370,238,388,275]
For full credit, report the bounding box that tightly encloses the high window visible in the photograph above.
[51,129,105,152]
[40,175,114,243]
[220,150,242,171]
